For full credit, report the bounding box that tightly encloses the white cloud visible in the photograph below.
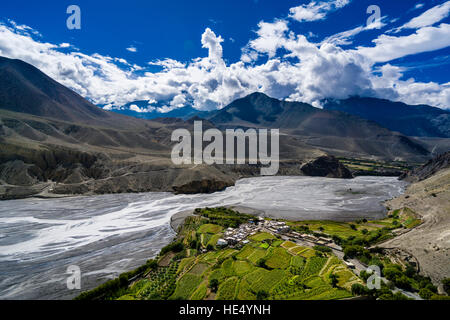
[149,58,186,70]
[414,3,425,11]
[129,104,156,113]
[0,13,449,113]
[289,0,350,22]
[126,46,137,52]
[356,23,450,63]
[395,1,450,31]
[201,28,224,64]
[244,20,289,59]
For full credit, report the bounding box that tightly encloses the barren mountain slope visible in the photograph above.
[381,167,450,292]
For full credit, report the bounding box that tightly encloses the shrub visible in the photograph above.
[351,283,368,296]
[332,235,342,245]
[161,241,184,255]
[359,270,370,282]
[209,278,219,293]
[189,239,198,249]
[256,290,269,300]
[330,273,339,288]
[383,265,402,281]
[393,275,413,291]
[313,245,332,253]
[442,278,450,295]
[419,288,434,300]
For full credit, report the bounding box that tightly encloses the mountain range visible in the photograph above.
[0,56,449,199]
[323,97,450,138]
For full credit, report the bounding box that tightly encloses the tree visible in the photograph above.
[350,224,357,231]
[330,273,339,288]
[256,290,269,300]
[313,245,332,253]
[256,258,269,269]
[419,288,434,300]
[394,275,413,291]
[209,279,219,293]
[351,283,368,296]
[189,239,198,249]
[383,265,402,281]
[359,270,370,282]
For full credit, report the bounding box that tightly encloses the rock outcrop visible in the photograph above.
[300,156,353,179]
[172,179,234,194]
[400,151,450,182]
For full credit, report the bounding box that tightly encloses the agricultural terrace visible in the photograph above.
[80,208,362,300]
[77,207,448,301]
[286,206,422,247]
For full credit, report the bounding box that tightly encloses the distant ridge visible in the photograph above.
[208,92,430,159]
[323,96,450,138]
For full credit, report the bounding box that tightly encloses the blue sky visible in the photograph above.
[0,0,449,110]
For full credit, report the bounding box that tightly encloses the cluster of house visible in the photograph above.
[216,217,342,253]
[216,217,291,248]
[287,231,342,251]
[263,219,291,234]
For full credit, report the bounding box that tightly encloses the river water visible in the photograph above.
[0,176,407,300]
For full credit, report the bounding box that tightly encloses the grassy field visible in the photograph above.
[250,232,277,242]
[286,207,421,245]
[337,157,412,175]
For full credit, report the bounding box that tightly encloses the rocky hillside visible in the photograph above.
[300,156,353,179]
[401,151,450,182]
[382,159,450,292]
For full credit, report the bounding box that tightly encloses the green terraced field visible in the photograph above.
[250,232,277,242]
[265,247,292,269]
[197,223,223,234]
[81,208,367,301]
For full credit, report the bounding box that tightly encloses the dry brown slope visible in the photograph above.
[381,167,450,292]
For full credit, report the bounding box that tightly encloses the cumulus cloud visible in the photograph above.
[0,8,449,112]
[128,104,156,113]
[201,28,224,64]
[245,20,289,59]
[289,0,350,22]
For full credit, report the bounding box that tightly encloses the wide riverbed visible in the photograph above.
[0,176,407,299]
